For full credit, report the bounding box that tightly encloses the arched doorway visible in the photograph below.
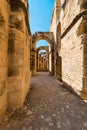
[37,45,49,72]
[31,32,55,76]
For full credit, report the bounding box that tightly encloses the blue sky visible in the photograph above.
[28,0,54,48]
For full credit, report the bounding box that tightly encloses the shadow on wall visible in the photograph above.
[56,56,62,82]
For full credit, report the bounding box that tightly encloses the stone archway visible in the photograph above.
[37,46,49,72]
[31,32,55,76]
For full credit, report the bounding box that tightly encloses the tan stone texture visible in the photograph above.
[60,0,87,96]
[0,0,9,122]
[31,32,55,76]
[0,0,31,120]
[8,2,31,108]
[51,0,87,98]
[61,19,83,95]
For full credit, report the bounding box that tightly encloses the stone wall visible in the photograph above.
[50,0,87,99]
[0,0,31,121]
[50,3,57,42]
[60,0,87,97]
[50,0,61,76]
[0,0,9,122]
[7,0,31,108]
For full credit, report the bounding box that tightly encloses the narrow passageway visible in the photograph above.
[1,72,87,130]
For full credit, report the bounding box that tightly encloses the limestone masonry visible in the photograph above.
[0,0,87,123]
[50,0,87,98]
[0,0,31,122]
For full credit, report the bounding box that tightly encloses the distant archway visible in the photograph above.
[36,40,48,48]
[37,46,49,72]
[31,32,55,76]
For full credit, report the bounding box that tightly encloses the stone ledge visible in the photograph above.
[61,9,87,39]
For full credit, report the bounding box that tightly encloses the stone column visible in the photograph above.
[42,57,44,71]
[32,44,37,76]
[7,0,31,108]
[39,53,42,71]
[56,22,62,81]
[44,58,47,71]
[46,59,48,71]
[47,59,49,71]
[56,56,62,81]
[79,2,87,99]
[81,34,87,99]
[36,51,39,72]
[40,55,42,71]
[51,45,55,76]
[38,53,41,71]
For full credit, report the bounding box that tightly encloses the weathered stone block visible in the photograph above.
[0,0,9,120]
[0,67,8,81]
[7,78,25,92]
[0,82,6,96]
[0,92,7,123]
[7,74,30,108]
[81,87,87,100]
[56,56,62,81]
[0,0,31,121]
[50,0,87,99]
[8,91,24,109]
[0,51,8,66]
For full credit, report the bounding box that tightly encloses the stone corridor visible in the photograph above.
[1,72,87,130]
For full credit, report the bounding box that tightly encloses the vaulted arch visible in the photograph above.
[36,46,49,72]
[37,46,49,53]
[31,32,55,76]
[32,32,54,45]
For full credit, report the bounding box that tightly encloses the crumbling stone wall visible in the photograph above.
[50,0,62,79]
[51,0,87,99]
[0,0,31,120]
[0,0,9,121]
[60,0,87,98]
[50,0,61,77]
[7,0,31,108]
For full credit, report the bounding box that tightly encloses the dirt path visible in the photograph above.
[1,72,87,130]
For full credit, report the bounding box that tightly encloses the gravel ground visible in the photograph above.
[0,72,87,130]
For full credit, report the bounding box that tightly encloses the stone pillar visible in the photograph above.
[47,59,49,70]
[42,57,44,71]
[51,46,55,76]
[38,53,41,71]
[56,56,62,81]
[40,55,42,71]
[7,0,31,108]
[46,59,48,71]
[39,54,42,71]
[32,44,37,76]
[56,22,62,81]
[81,33,87,99]
[36,51,39,72]
[79,2,87,99]
[47,54,49,71]
[44,58,47,71]
[0,0,9,121]
[44,58,46,71]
